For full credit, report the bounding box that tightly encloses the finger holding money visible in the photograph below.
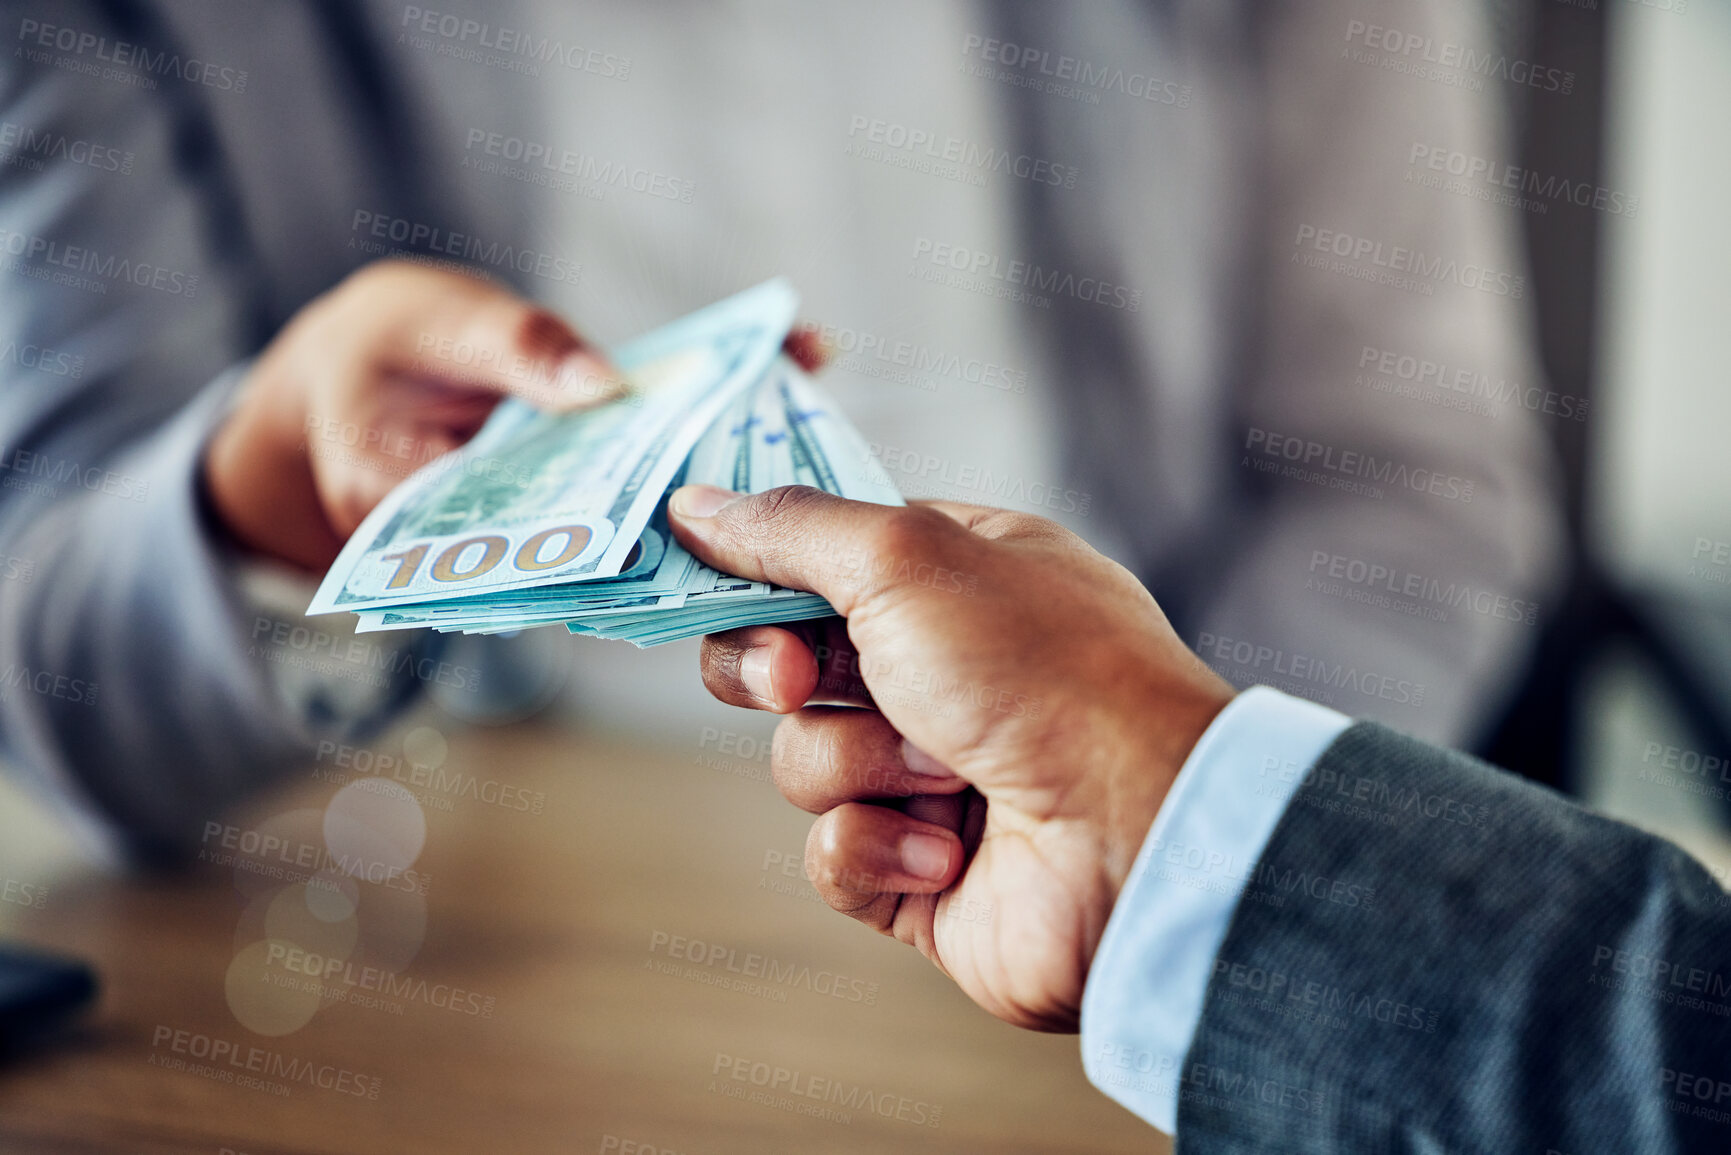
[699,617,872,712]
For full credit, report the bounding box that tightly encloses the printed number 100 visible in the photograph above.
[380,526,594,589]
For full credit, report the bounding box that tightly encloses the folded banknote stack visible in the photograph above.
[308,279,901,646]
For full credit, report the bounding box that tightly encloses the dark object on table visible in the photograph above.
[0,944,97,1056]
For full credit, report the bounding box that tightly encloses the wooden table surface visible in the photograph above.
[0,718,1166,1154]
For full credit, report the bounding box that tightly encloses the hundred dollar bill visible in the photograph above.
[556,358,904,644]
[326,285,905,647]
[308,278,798,616]
[348,360,794,635]
[351,353,902,639]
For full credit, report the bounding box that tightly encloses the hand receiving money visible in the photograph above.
[205,261,620,570]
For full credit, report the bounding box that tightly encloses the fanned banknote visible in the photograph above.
[311,281,903,647]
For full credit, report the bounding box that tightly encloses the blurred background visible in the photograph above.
[0,1,1726,1152]
[1484,0,1731,883]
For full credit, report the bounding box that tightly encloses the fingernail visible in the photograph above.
[670,484,742,520]
[900,832,952,882]
[900,739,955,778]
[524,311,583,360]
[560,353,630,404]
[738,646,775,707]
[783,325,831,373]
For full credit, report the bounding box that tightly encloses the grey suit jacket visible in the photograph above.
[1183,723,1731,1152]
[0,0,1560,856]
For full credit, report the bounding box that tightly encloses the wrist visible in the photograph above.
[1098,667,1236,912]
[201,352,338,570]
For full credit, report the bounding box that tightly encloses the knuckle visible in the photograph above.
[806,812,892,923]
[974,507,1083,552]
[697,633,751,701]
[769,717,817,804]
[808,721,844,791]
[969,508,1044,539]
[828,890,882,921]
[737,486,827,578]
[804,815,844,885]
[867,505,947,564]
[345,259,403,292]
[850,508,958,605]
[746,484,823,529]
[696,633,726,673]
[349,258,446,296]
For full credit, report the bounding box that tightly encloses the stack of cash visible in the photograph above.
[308,280,901,645]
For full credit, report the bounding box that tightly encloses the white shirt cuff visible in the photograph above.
[1079,686,1352,1133]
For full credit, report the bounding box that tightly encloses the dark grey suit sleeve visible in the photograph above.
[1179,722,1731,1153]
